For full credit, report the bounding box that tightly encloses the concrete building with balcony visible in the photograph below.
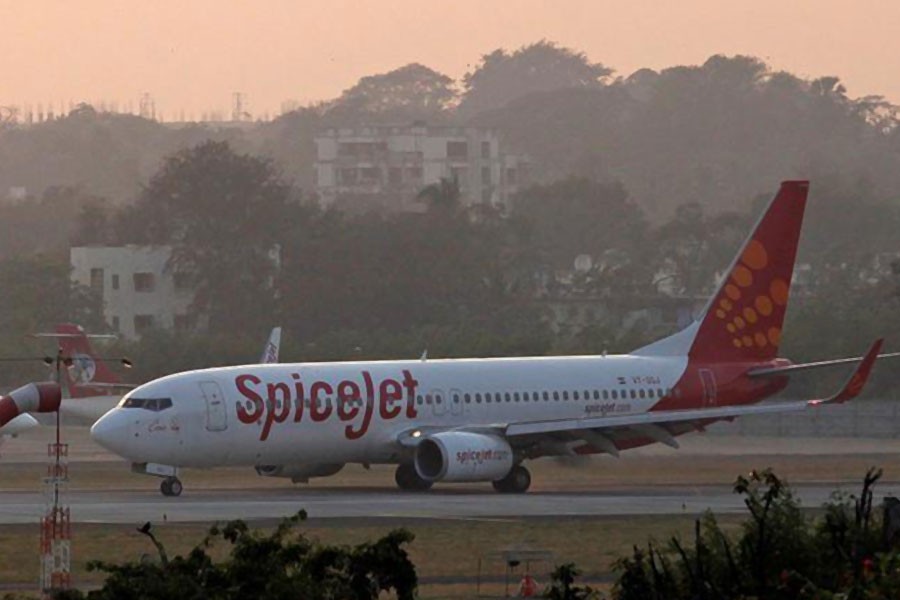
[314,124,529,212]
[70,246,196,340]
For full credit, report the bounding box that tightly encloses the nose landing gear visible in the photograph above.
[160,476,183,497]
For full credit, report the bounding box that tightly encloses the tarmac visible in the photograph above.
[0,482,879,525]
[2,426,900,525]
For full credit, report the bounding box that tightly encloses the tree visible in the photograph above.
[123,140,300,333]
[328,63,457,123]
[63,511,417,600]
[416,177,461,212]
[610,469,897,599]
[652,202,752,298]
[513,177,648,277]
[458,40,612,117]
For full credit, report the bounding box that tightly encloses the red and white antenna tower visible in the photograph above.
[41,351,71,597]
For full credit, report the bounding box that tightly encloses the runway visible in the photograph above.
[0,482,886,525]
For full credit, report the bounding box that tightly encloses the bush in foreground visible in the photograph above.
[53,510,416,600]
[610,468,899,599]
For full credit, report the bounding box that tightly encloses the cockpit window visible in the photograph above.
[121,397,173,412]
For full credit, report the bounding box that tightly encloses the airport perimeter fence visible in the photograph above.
[707,399,900,438]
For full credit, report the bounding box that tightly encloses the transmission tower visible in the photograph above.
[40,356,70,596]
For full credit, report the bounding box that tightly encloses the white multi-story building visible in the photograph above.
[314,124,529,212]
[70,246,195,340]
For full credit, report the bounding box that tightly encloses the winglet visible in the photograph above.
[810,339,883,406]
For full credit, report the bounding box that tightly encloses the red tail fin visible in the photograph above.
[55,323,121,398]
[689,181,809,361]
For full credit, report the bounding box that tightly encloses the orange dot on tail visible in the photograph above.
[755,295,773,316]
[768,327,781,346]
[734,316,746,329]
[727,324,736,333]
[720,299,732,311]
[716,310,726,319]
[743,307,758,323]
[770,279,789,306]
[741,240,768,270]
[732,265,753,288]
[742,335,753,347]
[755,333,767,348]
[733,338,742,348]
[725,284,741,301]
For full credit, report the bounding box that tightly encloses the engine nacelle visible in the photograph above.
[255,463,344,483]
[414,432,514,482]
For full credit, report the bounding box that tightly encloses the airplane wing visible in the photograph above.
[502,340,883,453]
[260,327,282,364]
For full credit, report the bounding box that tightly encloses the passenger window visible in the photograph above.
[453,394,460,403]
[436,394,443,404]
[553,391,559,401]
[611,390,618,400]
[639,389,645,399]
[532,392,539,402]
[562,391,569,401]
[602,390,609,400]
[505,392,511,402]
[593,390,599,400]
[514,392,520,402]
[574,391,580,400]
[417,395,424,405]
[464,393,471,403]
[658,388,665,398]
[475,394,482,404]
[542,391,549,401]
[630,390,637,399]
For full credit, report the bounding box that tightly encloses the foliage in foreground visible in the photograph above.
[609,468,900,600]
[51,510,416,600]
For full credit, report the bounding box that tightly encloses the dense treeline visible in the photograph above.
[1,44,898,218]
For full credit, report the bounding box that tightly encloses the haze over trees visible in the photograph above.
[0,42,899,392]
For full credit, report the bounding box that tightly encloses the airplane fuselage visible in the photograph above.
[92,353,784,469]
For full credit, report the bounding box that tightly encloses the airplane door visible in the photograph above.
[449,388,464,416]
[699,369,717,407]
[199,381,228,432]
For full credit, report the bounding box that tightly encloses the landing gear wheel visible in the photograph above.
[493,465,531,494]
[395,464,432,492]
[160,477,183,497]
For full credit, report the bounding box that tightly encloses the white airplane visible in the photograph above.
[0,325,283,442]
[91,181,890,498]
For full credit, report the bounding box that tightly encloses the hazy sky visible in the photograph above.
[3,0,900,119]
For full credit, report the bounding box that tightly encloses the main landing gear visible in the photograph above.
[160,476,183,497]
[492,465,531,494]
[394,464,432,492]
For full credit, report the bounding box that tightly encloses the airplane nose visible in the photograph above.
[90,409,129,455]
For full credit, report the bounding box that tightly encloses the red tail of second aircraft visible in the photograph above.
[54,323,121,398]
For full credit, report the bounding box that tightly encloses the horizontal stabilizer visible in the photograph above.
[748,348,900,378]
[808,339,883,406]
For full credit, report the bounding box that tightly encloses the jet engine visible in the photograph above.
[414,431,514,482]
[255,463,345,483]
